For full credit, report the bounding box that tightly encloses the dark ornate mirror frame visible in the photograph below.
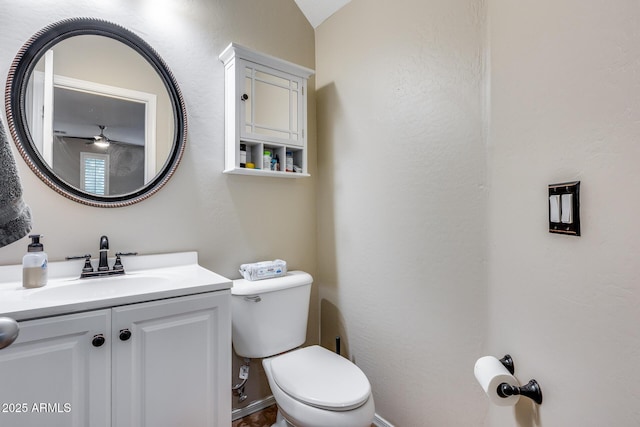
[5,18,187,208]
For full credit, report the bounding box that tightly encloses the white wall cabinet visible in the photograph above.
[0,292,230,427]
[219,43,314,177]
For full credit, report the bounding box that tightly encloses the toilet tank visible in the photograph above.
[231,271,312,358]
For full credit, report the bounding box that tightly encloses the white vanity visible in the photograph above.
[0,252,231,427]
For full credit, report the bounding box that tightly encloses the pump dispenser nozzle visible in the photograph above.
[27,234,44,252]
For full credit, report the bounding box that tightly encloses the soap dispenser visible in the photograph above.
[23,234,48,288]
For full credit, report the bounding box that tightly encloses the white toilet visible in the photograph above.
[231,271,375,427]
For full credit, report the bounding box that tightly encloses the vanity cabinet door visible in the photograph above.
[111,292,231,427]
[0,310,111,427]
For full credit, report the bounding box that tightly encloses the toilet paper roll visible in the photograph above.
[474,356,520,406]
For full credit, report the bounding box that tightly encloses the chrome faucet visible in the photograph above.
[98,235,109,271]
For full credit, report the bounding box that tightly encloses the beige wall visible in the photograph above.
[0,0,316,412]
[486,0,640,425]
[318,0,640,425]
[315,0,488,425]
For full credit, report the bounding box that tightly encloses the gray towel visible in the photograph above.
[0,121,32,248]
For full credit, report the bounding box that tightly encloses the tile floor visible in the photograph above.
[231,404,376,427]
[232,405,278,427]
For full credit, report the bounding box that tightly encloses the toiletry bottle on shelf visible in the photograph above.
[263,150,272,170]
[240,144,247,168]
[286,151,293,172]
[23,234,48,288]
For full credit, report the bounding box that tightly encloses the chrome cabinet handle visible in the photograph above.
[244,296,261,303]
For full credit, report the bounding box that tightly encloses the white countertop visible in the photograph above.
[0,252,232,321]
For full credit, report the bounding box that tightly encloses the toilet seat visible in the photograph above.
[270,345,371,411]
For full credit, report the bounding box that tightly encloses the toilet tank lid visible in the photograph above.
[231,271,313,296]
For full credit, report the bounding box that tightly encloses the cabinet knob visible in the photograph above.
[241,93,249,101]
[92,334,106,347]
[119,329,132,341]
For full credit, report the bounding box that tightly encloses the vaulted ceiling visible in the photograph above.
[293,0,351,28]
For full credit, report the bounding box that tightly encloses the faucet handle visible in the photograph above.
[66,254,94,273]
[113,252,138,271]
[115,252,138,257]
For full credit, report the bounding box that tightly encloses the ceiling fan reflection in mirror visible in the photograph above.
[55,125,133,148]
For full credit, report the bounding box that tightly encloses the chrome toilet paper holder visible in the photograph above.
[497,354,543,405]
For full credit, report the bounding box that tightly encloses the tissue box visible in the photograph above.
[239,260,287,281]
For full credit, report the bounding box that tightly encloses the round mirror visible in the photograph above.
[5,18,187,207]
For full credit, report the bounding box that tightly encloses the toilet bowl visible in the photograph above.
[230,272,375,427]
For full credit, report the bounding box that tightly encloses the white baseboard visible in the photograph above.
[373,413,395,427]
[232,396,276,421]
[232,395,394,427]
